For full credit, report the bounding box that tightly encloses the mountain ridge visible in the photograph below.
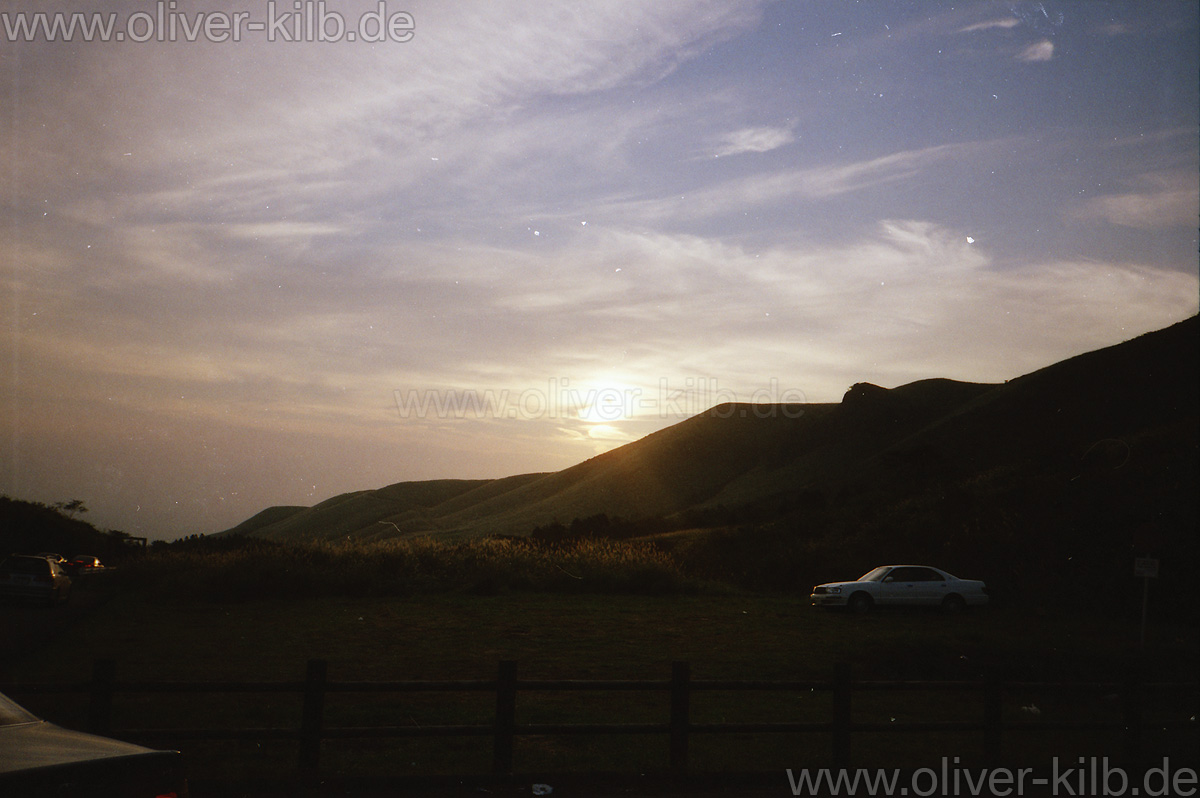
[219,316,1198,545]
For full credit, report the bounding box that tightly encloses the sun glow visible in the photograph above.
[574,378,642,424]
[586,424,632,442]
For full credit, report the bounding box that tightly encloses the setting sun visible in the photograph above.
[574,379,642,424]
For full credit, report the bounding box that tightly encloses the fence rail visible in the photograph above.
[4,660,1197,782]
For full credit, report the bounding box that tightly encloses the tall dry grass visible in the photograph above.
[116,535,705,601]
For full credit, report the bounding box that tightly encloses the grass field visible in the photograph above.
[12,583,1199,682]
[4,583,1197,784]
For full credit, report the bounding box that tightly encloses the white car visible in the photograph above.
[810,565,988,613]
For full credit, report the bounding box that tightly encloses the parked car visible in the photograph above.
[67,556,104,575]
[0,691,188,797]
[811,565,988,613]
[0,555,72,606]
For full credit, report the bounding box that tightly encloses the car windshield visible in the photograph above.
[857,567,891,582]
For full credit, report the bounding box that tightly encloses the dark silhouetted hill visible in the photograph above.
[0,496,139,561]
[218,316,1198,586]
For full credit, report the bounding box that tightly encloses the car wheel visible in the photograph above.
[942,594,966,613]
[847,592,873,614]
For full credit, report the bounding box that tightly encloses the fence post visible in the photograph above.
[298,659,328,781]
[1121,667,1142,766]
[832,662,852,769]
[493,660,518,775]
[983,672,1003,766]
[87,659,116,736]
[669,661,691,777]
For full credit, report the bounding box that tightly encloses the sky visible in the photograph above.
[2,1,1197,540]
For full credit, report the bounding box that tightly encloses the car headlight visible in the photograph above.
[827,587,841,594]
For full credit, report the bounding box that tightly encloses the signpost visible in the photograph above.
[1134,557,1159,579]
[1134,557,1159,649]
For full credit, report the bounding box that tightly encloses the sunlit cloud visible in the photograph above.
[587,424,636,444]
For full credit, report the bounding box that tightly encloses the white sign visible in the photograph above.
[1134,557,1159,579]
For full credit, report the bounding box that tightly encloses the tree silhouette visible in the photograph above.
[52,499,88,518]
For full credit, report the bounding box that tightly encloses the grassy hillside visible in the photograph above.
[216,316,1197,614]
[227,479,502,542]
[219,505,307,537]
[432,402,815,534]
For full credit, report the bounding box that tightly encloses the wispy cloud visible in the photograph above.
[1016,40,1055,62]
[2,1,773,225]
[710,125,797,157]
[384,220,1198,399]
[1070,171,1200,229]
[592,141,986,224]
[958,18,1020,34]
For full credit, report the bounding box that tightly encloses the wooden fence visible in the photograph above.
[4,661,1197,782]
